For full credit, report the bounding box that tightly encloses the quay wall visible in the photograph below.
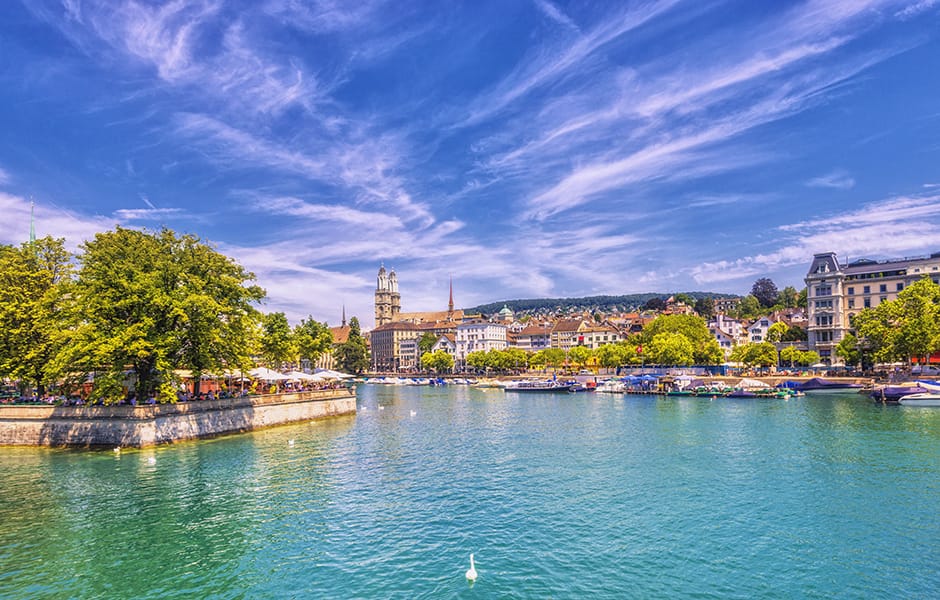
[0,389,356,448]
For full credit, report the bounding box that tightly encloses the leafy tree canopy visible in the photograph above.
[751,278,779,308]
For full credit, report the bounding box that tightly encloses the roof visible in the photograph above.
[371,321,420,332]
[395,309,465,324]
[518,325,552,336]
[330,325,350,344]
[552,319,584,333]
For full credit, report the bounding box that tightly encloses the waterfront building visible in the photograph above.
[577,325,622,349]
[374,265,401,327]
[746,317,774,342]
[431,334,456,356]
[455,321,508,367]
[314,308,352,371]
[510,325,552,352]
[713,297,740,315]
[370,321,419,372]
[550,319,586,351]
[805,251,940,364]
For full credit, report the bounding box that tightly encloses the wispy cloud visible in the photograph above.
[806,169,856,190]
[113,207,185,221]
[690,193,940,283]
[532,0,580,31]
[0,166,9,186]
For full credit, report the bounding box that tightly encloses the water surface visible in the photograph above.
[2,386,938,598]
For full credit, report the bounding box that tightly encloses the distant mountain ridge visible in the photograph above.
[468,292,737,316]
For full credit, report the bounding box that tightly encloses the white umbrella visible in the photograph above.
[249,367,290,381]
[314,368,353,380]
[285,370,325,382]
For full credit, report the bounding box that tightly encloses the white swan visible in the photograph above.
[113,447,121,453]
[465,554,478,581]
[410,410,417,417]
[288,439,295,447]
[378,405,385,410]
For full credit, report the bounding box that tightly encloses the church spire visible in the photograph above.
[448,276,454,317]
[342,304,347,327]
[29,199,35,244]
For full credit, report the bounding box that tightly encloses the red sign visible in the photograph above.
[636,345,643,354]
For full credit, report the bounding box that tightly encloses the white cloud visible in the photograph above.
[113,207,184,220]
[806,170,856,190]
[532,0,579,31]
[0,192,115,251]
[0,167,9,185]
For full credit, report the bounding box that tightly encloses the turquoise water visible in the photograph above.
[2,386,939,598]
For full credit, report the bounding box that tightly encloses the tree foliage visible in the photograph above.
[639,314,722,364]
[418,332,438,356]
[835,333,861,367]
[0,237,72,396]
[694,297,715,319]
[261,312,295,370]
[776,286,799,309]
[730,341,778,367]
[735,295,763,319]
[567,345,593,369]
[751,278,779,308]
[293,317,333,365]
[421,350,454,373]
[765,321,789,343]
[52,227,264,403]
[854,277,940,364]
[335,317,369,374]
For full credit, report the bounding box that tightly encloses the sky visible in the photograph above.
[2,0,940,329]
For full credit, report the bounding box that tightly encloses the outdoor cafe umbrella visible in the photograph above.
[313,369,353,380]
[248,367,290,381]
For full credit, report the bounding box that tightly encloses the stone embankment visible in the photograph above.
[0,388,356,448]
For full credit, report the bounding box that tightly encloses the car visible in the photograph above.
[912,365,940,375]
[578,369,592,375]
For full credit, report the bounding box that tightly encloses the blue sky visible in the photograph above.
[2,0,940,328]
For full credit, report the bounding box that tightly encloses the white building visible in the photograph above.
[456,321,508,365]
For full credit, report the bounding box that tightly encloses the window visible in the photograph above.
[816,285,832,296]
[880,296,887,304]
[847,287,855,295]
[848,299,855,309]
[897,283,904,291]
[879,284,887,293]
[863,285,870,294]
[864,298,871,308]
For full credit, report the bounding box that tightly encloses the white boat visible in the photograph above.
[899,393,940,407]
[596,380,626,393]
[504,380,573,393]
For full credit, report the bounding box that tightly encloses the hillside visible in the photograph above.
[468,292,735,316]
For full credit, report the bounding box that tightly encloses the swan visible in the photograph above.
[410,410,417,417]
[378,405,385,410]
[113,447,121,453]
[147,456,156,465]
[288,439,295,447]
[465,554,477,581]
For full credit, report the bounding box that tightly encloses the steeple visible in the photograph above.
[342,304,347,327]
[448,276,454,318]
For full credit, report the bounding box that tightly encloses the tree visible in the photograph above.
[596,343,631,372]
[293,317,333,367]
[835,333,861,367]
[798,350,821,366]
[567,345,593,371]
[542,348,566,370]
[751,278,779,308]
[0,237,72,397]
[765,321,789,343]
[853,277,940,365]
[779,345,801,368]
[694,297,715,319]
[777,286,799,309]
[781,326,807,342]
[418,332,438,356]
[51,227,264,403]
[797,287,808,309]
[334,317,369,374]
[639,314,722,364]
[643,297,666,311]
[421,350,454,373]
[673,293,695,306]
[735,295,762,319]
[731,341,778,368]
[648,332,694,365]
[260,312,295,369]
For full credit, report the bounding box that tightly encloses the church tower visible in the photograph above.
[374,264,401,326]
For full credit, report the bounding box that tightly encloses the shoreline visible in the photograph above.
[0,388,356,448]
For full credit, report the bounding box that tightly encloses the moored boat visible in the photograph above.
[899,392,940,407]
[504,380,573,393]
[798,377,863,393]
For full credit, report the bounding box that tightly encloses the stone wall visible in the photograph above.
[0,389,356,448]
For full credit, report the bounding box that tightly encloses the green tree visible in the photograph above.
[797,287,808,309]
[52,227,264,403]
[781,326,807,342]
[648,332,694,365]
[798,350,821,366]
[854,277,940,365]
[0,237,72,397]
[673,293,695,306]
[835,333,861,367]
[421,350,454,373]
[777,286,799,309]
[261,312,295,370]
[293,317,333,367]
[334,317,369,374]
[735,295,763,319]
[567,345,594,371]
[779,345,801,367]
[542,348,566,370]
[596,343,629,372]
[418,332,438,356]
[694,297,716,319]
[731,342,778,368]
[639,314,722,364]
[765,321,789,343]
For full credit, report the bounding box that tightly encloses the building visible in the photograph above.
[577,325,622,349]
[369,321,419,372]
[550,319,586,350]
[805,251,940,364]
[314,308,352,371]
[713,297,740,314]
[398,337,420,371]
[746,317,775,343]
[510,325,552,352]
[374,265,401,327]
[455,321,508,367]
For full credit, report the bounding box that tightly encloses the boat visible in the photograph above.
[871,384,928,403]
[899,393,940,407]
[596,380,626,393]
[504,380,573,393]
[798,377,863,393]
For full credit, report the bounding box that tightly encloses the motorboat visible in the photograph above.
[798,377,863,393]
[504,380,573,393]
[899,393,940,407]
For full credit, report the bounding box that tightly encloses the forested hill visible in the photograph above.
[468,292,734,316]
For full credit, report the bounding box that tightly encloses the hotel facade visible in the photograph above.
[805,251,940,364]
